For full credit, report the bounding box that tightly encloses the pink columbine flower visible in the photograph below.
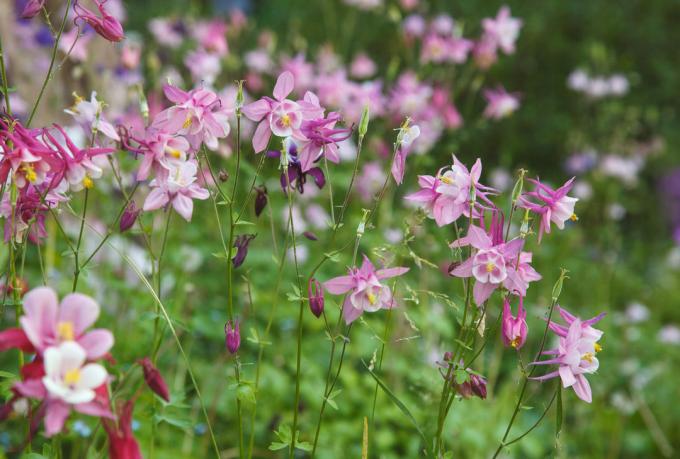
[192,19,229,56]
[18,287,114,360]
[0,120,57,189]
[64,92,120,141]
[142,160,209,221]
[482,6,522,55]
[449,224,540,305]
[519,177,578,242]
[296,99,351,172]
[483,86,520,119]
[73,0,125,43]
[323,255,409,324]
[531,306,605,403]
[242,71,322,153]
[135,130,191,181]
[0,183,68,243]
[502,295,528,349]
[225,320,240,354]
[152,84,231,151]
[405,156,495,226]
[20,0,46,19]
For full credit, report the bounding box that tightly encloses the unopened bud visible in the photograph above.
[308,278,324,318]
[120,201,140,233]
[139,357,170,402]
[254,186,268,217]
[218,170,229,182]
[225,320,241,354]
[359,105,370,137]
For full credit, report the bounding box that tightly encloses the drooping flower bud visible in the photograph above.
[468,373,488,399]
[138,357,170,402]
[232,234,256,268]
[218,170,229,182]
[308,278,324,318]
[20,0,45,19]
[225,320,240,354]
[501,296,528,349]
[303,231,318,241]
[254,186,268,217]
[120,202,140,233]
[74,0,125,42]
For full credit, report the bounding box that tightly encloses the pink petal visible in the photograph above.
[572,374,592,403]
[376,267,409,280]
[323,276,355,295]
[172,193,194,221]
[342,298,363,325]
[143,188,168,211]
[251,121,272,153]
[450,258,474,277]
[273,71,295,101]
[59,293,100,335]
[44,400,71,437]
[473,281,496,305]
[74,401,114,419]
[14,378,46,399]
[466,225,492,249]
[163,84,189,104]
[78,329,114,359]
[559,365,576,388]
[20,286,58,350]
[242,99,271,122]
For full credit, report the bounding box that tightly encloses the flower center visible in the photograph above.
[82,176,94,189]
[440,175,455,185]
[581,352,594,363]
[510,337,520,348]
[57,321,75,341]
[367,291,377,305]
[63,368,81,385]
[20,163,37,183]
[594,343,602,353]
[182,115,193,129]
[485,262,496,273]
[570,213,579,222]
[166,147,182,159]
[281,114,291,127]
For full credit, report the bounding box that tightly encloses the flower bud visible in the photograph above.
[120,202,140,233]
[254,186,268,217]
[308,278,324,318]
[20,0,45,19]
[74,1,125,42]
[501,296,528,350]
[138,357,170,402]
[225,320,241,354]
[218,170,229,182]
[359,105,370,137]
[232,234,256,268]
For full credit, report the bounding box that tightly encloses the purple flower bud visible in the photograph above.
[120,201,140,233]
[138,357,170,402]
[303,231,318,241]
[254,186,268,217]
[20,0,45,19]
[225,320,240,354]
[232,234,256,268]
[218,170,229,182]
[308,278,324,318]
[469,373,487,399]
[74,0,125,42]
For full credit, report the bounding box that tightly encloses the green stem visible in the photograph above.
[72,188,90,292]
[0,34,11,115]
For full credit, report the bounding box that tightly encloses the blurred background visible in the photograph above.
[1,0,679,457]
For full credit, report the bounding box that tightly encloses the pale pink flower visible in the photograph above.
[519,177,578,242]
[64,91,120,141]
[184,49,222,86]
[324,255,409,324]
[483,86,520,119]
[192,19,228,56]
[136,130,191,181]
[18,287,114,360]
[350,53,377,79]
[482,6,522,54]
[143,160,209,221]
[502,295,528,349]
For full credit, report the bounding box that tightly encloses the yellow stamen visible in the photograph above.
[582,352,594,363]
[367,292,377,305]
[485,262,495,273]
[440,176,455,185]
[82,176,94,189]
[510,337,520,348]
[182,115,193,129]
[594,343,602,353]
[57,321,75,341]
[281,114,291,127]
[21,163,37,183]
[167,148,182,159]
[63,368,81,385]
[570,213,579,222]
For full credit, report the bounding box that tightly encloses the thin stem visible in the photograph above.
[27,0,73,126]
[0,34,11,115]
[72,188,89,292]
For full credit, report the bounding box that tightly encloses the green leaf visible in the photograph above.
[454,369,469,385]
[234,219,256,226]
[236,383,257,405]
[296,441,312,452]
[362,361,426,441]
[268,442,288,451]
[154,413,192,430]
[0,370,17,379]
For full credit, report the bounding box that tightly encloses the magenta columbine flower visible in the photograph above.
[502,295,528,349]
[519,177,579,242]
[225,320,241,354]
[449,224,541,305]
[20,0,45,19]
[142,160,209,222]
[73,0,125,43]
[323,255,409,324]
[308,278,325,318]
[530,306,605,403]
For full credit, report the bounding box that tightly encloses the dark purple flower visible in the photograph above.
[232,234,256,268]
[225,320,240,354]
[120,201,140,233]
[267,142,325,194]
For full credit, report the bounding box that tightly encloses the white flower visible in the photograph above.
[42,342,107,405]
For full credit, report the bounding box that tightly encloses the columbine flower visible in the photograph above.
[225,320,240,354]
[483,86,520,119]
[0,182,68,243]
[268,139,326,194]
[65,92,120,141]
[308,278,324,318]
[405,156,496,226]
[142,160,209,221]
[519,177,578,242]
[254,186,268,217]
[449,224,541,305]
[135,130,191,181]
[152,84,231,151]
[297,109,352,172]
[531,306,605,403]
[119,201,140,232]
[20,0,45,19]
[73,0,125,43]
[0,119,56,188]
[232,234,256,268]
[18,287,114,359]
[323,255,409,324]
[481,6,522,55]
[103,400,143,459]
[502,295,528,349]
